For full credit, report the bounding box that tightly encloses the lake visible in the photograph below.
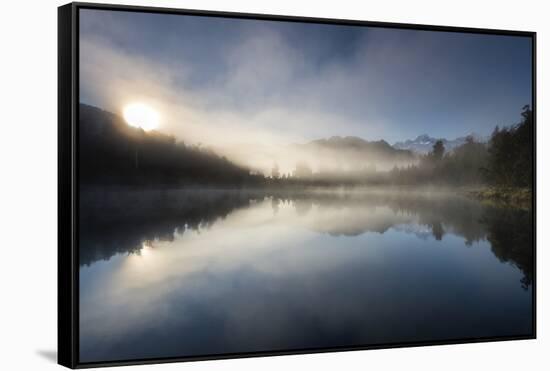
[78,188,533,363]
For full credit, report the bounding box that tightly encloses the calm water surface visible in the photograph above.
[79,189,533,362]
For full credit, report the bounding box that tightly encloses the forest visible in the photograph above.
[79,103,533,197]
[387,105,533,188]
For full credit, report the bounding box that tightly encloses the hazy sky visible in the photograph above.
[79,8,532,147]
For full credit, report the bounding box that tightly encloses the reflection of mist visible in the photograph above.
[80,188,533,289]
[294,199,313,216]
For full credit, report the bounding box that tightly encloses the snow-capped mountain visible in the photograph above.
[393,133,487,154]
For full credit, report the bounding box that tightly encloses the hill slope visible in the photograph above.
[79,104,256,186]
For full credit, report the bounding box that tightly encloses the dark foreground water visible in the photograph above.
[79,188,533,363]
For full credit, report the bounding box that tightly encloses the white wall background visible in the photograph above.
[0,0,546,370]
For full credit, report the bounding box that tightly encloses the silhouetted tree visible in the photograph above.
[486,105,533,187]
[431,140,445,161]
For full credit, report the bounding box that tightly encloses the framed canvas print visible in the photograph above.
[58,2,536,368]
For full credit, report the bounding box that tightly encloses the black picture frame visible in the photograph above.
[58,2,537,368]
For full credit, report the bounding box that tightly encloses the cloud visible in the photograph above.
[79,25,388,173]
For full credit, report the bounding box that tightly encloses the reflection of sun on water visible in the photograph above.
[139,242,153,257]
[122,242,158,274]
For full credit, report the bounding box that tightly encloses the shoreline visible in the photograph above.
[80,183,533,209]
[463,186,532,209]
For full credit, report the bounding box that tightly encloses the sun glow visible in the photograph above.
[123,103,160,131]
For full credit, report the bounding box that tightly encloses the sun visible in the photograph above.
[123,103,160,131]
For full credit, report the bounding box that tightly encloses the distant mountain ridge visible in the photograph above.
[299,136,414,160]
[393,133,488,154]
[288,135,416,172]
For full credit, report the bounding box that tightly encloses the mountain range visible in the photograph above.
[393,133,488,154]
[302,136,414,161]
[291,136,416,171]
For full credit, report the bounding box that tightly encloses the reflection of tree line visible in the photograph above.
[268,191,488,242]
[80,189,532,289]
[482,208,533,289]
[79,189,254,266]
[270,191,533,288]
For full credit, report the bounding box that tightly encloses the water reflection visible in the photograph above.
[79,189,253,265]
[80,189,532,286]
[79,188,533,363]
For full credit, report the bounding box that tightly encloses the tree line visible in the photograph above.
[387,105,533,188]
[80,103,533,189]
